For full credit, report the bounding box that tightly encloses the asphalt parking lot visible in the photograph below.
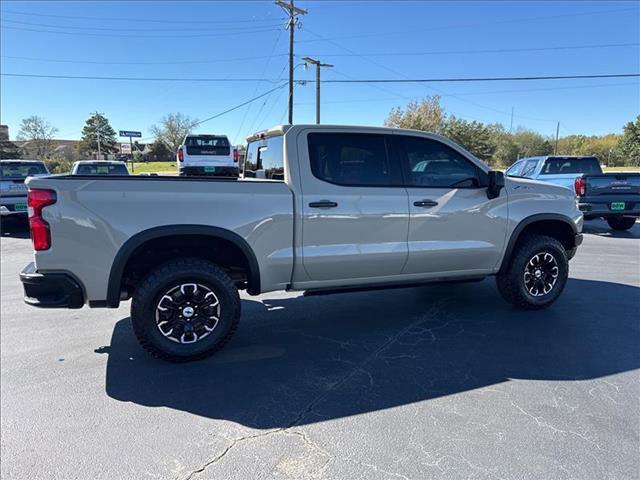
[1,218,638,480]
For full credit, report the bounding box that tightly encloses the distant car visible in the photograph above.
[176,134,238,177]
[0,159,49,217]
[71,161,130,176]
[506,156,640,230]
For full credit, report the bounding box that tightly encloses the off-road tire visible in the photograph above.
[606,216,636,231]
[496,234,568,310]
[131,258,240,362]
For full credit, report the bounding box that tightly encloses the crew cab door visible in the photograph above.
[389,134,507,275]
[297,130,409,282]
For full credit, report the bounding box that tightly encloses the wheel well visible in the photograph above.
[516,220,575,251]
[118,234,256,301]
[500,218,576,273]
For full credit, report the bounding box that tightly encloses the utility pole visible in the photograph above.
[275,0,307,124]
[509,107,514,133]
[554,121,560,155]
[302,57,333,124]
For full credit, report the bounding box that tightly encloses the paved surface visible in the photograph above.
[1,218,639,480]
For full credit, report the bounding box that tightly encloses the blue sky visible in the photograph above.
[1,0,638,144]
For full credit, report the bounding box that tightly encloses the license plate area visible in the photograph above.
[15,203,27,212]
[204,166,216,173]
[610,202,626,211]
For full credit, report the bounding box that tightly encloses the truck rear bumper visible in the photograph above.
[578,199,640,218]
[20,262,84,309]
[179,166,238,177]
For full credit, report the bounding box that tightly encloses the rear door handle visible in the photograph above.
[309,200,338,209]
[413,199,438,208]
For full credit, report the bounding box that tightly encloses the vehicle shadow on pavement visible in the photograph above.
[582,219,640,239]
[0,218,30,239]
[101,277,639,429]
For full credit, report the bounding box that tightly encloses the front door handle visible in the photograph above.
[413,199,438,208]
[309,200,338,209]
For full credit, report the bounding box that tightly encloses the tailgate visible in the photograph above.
[0,179,27,197]
[585,174,640,196]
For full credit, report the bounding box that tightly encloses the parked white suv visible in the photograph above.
[71,160,130,175]
[176,134,238,177]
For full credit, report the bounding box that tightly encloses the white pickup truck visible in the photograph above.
[20,125,583,362]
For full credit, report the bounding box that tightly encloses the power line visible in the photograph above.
[297,7,636,43]
[300,42,640,58]
[1,54,289,66]
[1,18,284,32]
[321,74,640,83]
[190,83,288,128]
[3,72,637,83]
[0,24,280,38]
[0,8,284,24]
[4,40,632,66]
[294,82,638,105]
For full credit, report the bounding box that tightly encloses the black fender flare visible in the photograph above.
[498,213,578,274]
[105,225,261,307]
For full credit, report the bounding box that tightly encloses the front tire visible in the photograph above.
[496,235,568,310]
[606,216,636,231]
[131,258,240,362]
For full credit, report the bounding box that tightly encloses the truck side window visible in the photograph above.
[506,161,524,177]
[243,136,284,180]
[395,136,481,188]
[308,133,400,186]
[520,159,539,178]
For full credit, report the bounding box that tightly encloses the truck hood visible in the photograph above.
[505,176,576,199]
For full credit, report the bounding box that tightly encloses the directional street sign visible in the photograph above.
[119,130,141,138]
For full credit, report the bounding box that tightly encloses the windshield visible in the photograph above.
[76,164,129,175]
[541,157,602,175]
[0,162,48,179]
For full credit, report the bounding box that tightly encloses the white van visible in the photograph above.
[176,134,238,177]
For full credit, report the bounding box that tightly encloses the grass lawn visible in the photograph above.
[129,162,176,174]
[603,166,640,172]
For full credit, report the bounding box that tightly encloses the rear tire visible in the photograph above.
[606,216,636,231]
[131,258,240,362]
[496,234,568,310]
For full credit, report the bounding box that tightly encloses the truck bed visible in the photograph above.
[25,174,295,302]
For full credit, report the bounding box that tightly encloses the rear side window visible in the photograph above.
[0,162,48,178]
[77,164,128,175]
[307,133,400,187]
[394,136,481,188]
[506,161,524,177]
[541,157,601,175]
[243,136,284,180]
[185,135,231,156]
[520,159,539,177]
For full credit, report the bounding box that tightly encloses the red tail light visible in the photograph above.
[177,147,184,162]
[233,148,239,163]
[574,177,586,196]
[28,189,57,251]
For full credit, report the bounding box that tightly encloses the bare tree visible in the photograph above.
[17,115,58,159]
[150,113,198,154]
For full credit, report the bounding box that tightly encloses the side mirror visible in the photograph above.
[487,170,504,199]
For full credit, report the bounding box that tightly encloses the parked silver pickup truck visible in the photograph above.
[20,125,583,361]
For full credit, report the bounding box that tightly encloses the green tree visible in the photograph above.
[16,115,58,159]
[45,152,74,174]
[510,129,554,158]
[77,112,118,158]
[617,115,640,166]
[150,139,171,161]
[384,95,446,133]
[442,116,496,164]
[150,113,197,154]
